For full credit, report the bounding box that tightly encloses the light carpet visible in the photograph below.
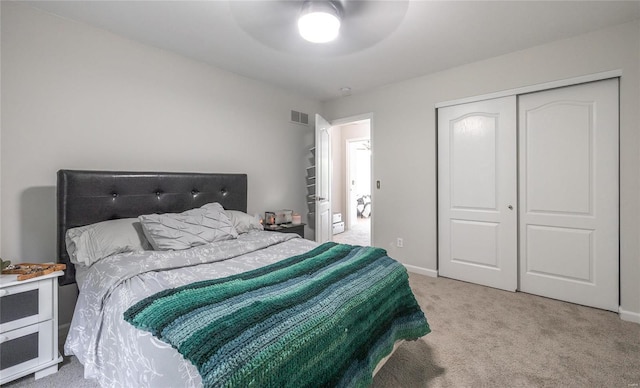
[332,217,370,246]
[6,274,640,387]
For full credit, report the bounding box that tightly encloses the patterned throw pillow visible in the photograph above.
[139,202,238,250]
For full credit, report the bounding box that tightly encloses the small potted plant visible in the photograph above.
[1,258,11,271]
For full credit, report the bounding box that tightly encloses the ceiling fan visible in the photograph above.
[229,0,410,56]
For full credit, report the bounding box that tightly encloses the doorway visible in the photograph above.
[330,119,371,246]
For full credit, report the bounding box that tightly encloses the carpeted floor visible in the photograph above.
[6,274,640,387]
[332,217,371,246]
[373,274,640,387]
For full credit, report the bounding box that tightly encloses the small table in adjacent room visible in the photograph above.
[263,223,306,238]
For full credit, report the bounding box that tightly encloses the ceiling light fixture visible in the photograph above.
[298,1,341,43]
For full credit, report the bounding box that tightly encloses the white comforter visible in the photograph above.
[65,231,317,387]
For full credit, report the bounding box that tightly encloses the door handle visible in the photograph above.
[317,197,326,201]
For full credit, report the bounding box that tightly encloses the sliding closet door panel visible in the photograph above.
[519,79,618,311]
[438,96,517,291]
[526,103,592,214]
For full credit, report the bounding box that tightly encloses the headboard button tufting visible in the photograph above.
[191,189,199,196]
[220,189,228,196]
[112,193,118,198]
[156,191,162,196]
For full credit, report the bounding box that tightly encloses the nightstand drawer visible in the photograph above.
[0,320,55,378]
[0,279,54,334]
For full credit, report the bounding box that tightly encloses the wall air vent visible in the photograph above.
[290,110,309,126]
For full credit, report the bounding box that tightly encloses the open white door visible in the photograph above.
[438,96,518,291]
[315,114,332,243]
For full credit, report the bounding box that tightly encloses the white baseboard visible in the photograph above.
[619,307,640,324]
[402,263,438,278]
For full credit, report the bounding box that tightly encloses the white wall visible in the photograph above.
[323,20,640,319]
[1,2,320,326]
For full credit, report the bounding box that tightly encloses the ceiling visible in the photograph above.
[25,1,640,102]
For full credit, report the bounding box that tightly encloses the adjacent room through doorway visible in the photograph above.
[330,119,371,246]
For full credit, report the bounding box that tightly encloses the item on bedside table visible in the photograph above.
[1,263,67,281]
[292,213,302,225]
[275,209,293,224]
[265,210,293,225]
[264,211,276,225]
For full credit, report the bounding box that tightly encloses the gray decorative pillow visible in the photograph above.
[66,218,152,267]
[224,210,264,234]
[139,202,238,250]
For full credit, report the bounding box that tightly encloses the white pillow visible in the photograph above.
[224,210,263,234]
[66,218,152,267]
[139,202,238,251]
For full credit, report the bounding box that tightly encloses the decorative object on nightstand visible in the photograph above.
[264,210,293,226]
[0,266,64,385]
[264,211,276,226]
[2,263,66,281]
[1,258,11,271]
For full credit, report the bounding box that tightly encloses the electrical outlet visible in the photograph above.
[396,238,404,248]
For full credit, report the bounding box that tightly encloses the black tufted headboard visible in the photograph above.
[56,170,248,286]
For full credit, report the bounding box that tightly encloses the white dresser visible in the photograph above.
[0,271,63,384]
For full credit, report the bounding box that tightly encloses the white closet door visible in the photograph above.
[438,96,518,291]
[519,79,619,311]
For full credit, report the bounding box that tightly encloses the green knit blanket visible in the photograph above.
[124,242,430,387]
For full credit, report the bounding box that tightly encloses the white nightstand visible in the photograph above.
[0,271,64,385]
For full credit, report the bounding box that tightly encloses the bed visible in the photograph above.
[58,169,430,387]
